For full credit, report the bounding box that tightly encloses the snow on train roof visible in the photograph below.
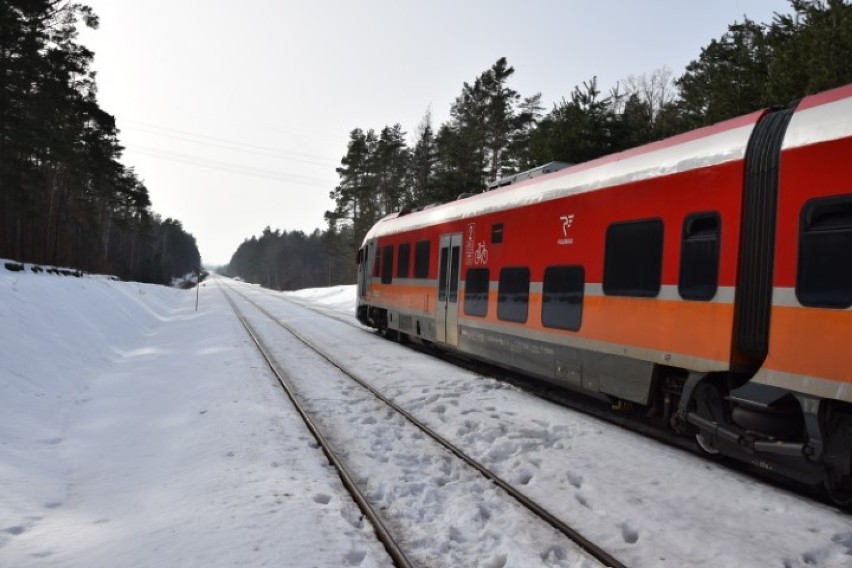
[783,83,852,151]
[364,111,764,241]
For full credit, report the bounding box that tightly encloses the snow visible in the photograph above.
[3,262,852,567]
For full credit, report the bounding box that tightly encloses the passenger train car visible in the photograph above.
[356,84,852,501]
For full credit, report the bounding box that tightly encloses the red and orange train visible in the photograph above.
[356,84,852,501]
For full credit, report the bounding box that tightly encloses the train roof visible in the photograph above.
[362,84,852,243]
[783,83,852,151]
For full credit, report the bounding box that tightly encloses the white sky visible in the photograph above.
[79,0,791,266]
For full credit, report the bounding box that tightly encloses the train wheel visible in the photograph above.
[825,470,852,508]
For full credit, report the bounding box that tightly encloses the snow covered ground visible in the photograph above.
[2,263,852,567]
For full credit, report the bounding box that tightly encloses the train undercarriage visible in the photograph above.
[359,303,852,507]
[667,371,852,506]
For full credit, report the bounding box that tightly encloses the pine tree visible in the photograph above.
[676,18,771,127]
[767,0,852,104]
[372,124,410,215]
[0,1,199,283]
[325,128,379,246]
[527,78,617,166]
[406,110,438,208]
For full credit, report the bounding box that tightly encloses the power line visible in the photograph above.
[126,143,337,187]
[120,119,339,167]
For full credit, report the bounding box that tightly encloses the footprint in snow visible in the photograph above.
[482,553,507,568]
[313,493,332,505]
[619,521,639,544]
[832,531,852,553]
[4,526,25,536]
[515,471,533,485]
[344,550,367,565]
[566,471,583,489]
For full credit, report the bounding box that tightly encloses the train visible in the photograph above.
[355,83,852,503]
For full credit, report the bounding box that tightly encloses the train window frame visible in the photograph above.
[448,246,460,303]
[492,223,504,244]
[464,268,490,317]
[603,218,664,298]
[414,240,431,279]
[397,243,411,278]
[381,245,394,284]
[437,247,449,301]
[796,195,852,309]
[542,265,584,331]
[497,266,530,323]
[678,212,721,301]
[372,247,381,277]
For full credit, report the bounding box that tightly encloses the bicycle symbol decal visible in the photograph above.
[474,241,489,265]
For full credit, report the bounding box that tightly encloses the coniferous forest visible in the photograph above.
[8,3,845,290]
[226,0,852,291]
[1,1,200,284]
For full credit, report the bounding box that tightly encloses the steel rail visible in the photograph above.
[225,282,627,568]
[268,283,825,507]
[218,283,414,568]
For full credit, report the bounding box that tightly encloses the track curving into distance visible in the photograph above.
[218,283,414,568]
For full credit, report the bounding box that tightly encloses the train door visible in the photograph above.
[358,243,370,298]
[436,233,462,346]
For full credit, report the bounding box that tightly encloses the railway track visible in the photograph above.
[275,284,828,509]
[218,280,627,568]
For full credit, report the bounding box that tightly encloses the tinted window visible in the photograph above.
[542,265,584,331]
[679,213,721,301]
[449,246,460,303]
[603,219,664,297]
[414,240,431,279]
[437,247,449,302]
[796,196,852,308]
[381,245,394,284]
[498,267,530,323]
[464,268,490,317]
[372,247,381,277]
[397,243,411,278]
[492,223,504,244]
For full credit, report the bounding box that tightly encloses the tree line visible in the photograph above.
[227,0,851,291]
[1,1,200,284]
[224,226,355,290]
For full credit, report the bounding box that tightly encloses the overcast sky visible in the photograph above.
[79,0,791,266]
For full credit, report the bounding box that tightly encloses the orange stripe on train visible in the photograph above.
[369,283,735,364]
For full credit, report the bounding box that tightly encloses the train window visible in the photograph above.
[679,213,721,301]
[397,243,411,278]
[414,240,431,279]
[492,224,504,244]
[603,219,663,297]
[381,245,394,284]
[372,248,381,277]
[542,265,584,331]
[449,246,460,303]
[498,267,530,323]
[464,268,490,317]
[437,247,449,301]
[796,195,852,308]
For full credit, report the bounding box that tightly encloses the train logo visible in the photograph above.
[558,214,575,245]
